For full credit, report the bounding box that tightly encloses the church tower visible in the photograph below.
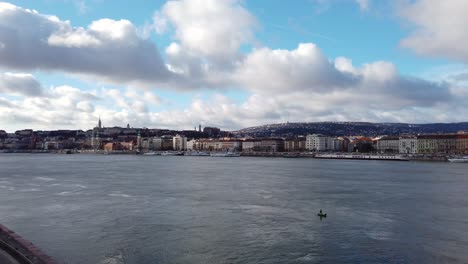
[98,116,102,129]
[137,130,142,151]
[91,130,101,150]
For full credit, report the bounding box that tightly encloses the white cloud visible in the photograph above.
[0,3,171,85]
[312,0,371,13]
[0,1,466,131]
[48,27,101,48]
[233,43,451,109]
[0,72,43,96]
[235,43,356,93]
[154,0,256,63]
[399,0,468,62]
[356,0,370,11]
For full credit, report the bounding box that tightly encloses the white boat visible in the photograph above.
[161,151,184,156]
[143,152,160,156]
[448,156,468,163]
[211,152,241,157]
[185,151,210,156]
[314,153,409,161]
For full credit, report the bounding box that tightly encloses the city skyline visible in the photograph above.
[1,0,468,132]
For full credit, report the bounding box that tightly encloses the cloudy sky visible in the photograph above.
[1,0,467,132]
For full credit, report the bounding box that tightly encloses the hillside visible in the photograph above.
[232,122,468,137]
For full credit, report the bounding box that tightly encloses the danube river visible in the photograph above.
[0,154,467,263]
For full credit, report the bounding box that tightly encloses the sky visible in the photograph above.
[1,0,468,132]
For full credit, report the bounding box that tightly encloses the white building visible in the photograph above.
[173,134,187,151]
[399,135,417,154]
[306,134,335,152]
[186,139,196,151]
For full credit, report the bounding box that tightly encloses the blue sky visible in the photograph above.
[1,0,467,131]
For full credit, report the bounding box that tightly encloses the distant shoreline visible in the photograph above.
[0,150,455,162]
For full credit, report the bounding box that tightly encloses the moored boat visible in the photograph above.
[143,151,160,156]
[448,156,468,163]
[160,151,184,156]
[314,153,409,161]
[210,152,241,157]
[185,151,210,156]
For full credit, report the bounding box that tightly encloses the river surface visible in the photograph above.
[0,154,467,264]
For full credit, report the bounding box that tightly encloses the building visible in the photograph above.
[399,135,417,154]
[91,131,101,150]
[103,142,133,152]
[140,138,152,151]
[284,138,306,152]
[217,139,242,151]
[196,139,217,151]
[306,134,334,152]
[349,137,374,153]
[242,139,262,152]
[417,134,457,154]
[173,135,187,151]
[416,135,438,154]
[186,139,195,150]
[456,134,468,154]
[150,137,162,150]
[332,137,344,152]
[376,136,399,153]
[260,138,284,152]
[42,140,62,150]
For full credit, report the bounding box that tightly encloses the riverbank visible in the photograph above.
[1,150,463,162]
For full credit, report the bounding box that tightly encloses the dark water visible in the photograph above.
[0,154,467,264]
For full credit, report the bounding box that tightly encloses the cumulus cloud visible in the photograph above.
[0,2,170,85]
[154,0,256,63]
[0,1,465,131]
[233,43,452,109]
[399,0,468,62]
[0,72,43,96]
[152,0,259,90]
[235,43,357,92]
[0,83,167,130]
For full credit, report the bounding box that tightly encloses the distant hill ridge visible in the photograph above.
[233,122,468,137]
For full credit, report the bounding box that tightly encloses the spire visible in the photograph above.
[98,116,102,129]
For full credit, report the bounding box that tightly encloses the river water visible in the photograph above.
[0,154,467,263]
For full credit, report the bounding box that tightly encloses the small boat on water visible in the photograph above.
[161,151,184,156]
[211,152,241,157]
[185,151,210,156]
[317,209,327,218]
[314,153,409,161]
[143,152,160,156]
[448,156,468,163]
